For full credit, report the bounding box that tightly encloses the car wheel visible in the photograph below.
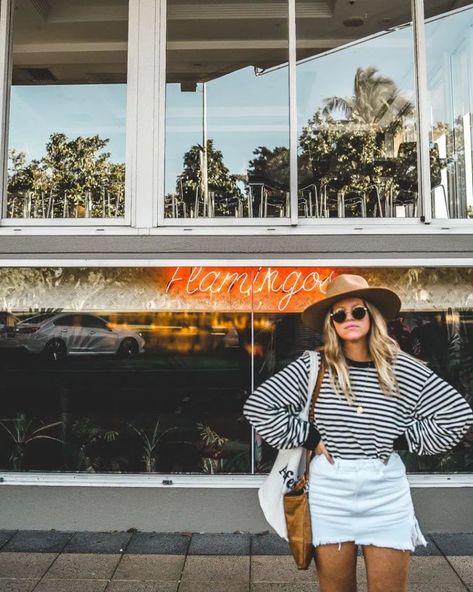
[118,337,139,357]
[42,338,67,362]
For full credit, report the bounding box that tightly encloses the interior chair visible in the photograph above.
[363,159,397,217]
[298,183,319,217]
[322,155,367,218]
[247,174,288,217]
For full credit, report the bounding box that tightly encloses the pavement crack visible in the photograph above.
[442,554,471,592]
[175,533,192,592]
[31,531,74,592]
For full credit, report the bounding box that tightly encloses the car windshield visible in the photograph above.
[20,313,55,324]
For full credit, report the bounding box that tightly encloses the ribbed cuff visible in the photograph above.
[303,423,321,450]
[393,433,409,450]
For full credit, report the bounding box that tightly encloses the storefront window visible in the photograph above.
[5,1,128,220]
[425,5,473,219]
[164,0,290,220]
[296,1,419,219]
[0,266,471,475]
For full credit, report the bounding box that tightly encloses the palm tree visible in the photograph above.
[322,67,414,133]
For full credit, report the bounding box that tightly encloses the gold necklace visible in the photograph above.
[356,405,364,415]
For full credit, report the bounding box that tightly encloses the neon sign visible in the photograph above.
[163,267,336,312]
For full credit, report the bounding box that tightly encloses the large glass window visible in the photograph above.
[164,0,290,220]
[0,309,251,473]
[5,0,128,220]
[425,4,473,219]
[0,266,471,475]
[296,1,419,219]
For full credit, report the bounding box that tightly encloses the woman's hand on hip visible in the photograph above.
[314,440,334,464]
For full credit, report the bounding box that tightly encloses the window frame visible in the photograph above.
[0,0,472,232]
[0,0,135,227]
[156,0,295,227]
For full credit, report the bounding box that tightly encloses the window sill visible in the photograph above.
[0,219,472,236]
[0,472,472,488]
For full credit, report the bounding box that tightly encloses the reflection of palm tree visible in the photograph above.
[322,67,414,133]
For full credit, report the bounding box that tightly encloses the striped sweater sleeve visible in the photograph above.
[404,370,473,455]
[243,352,312,450]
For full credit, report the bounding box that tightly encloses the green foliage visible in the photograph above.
[7,133,125,218]
[127,417,179,473]
[299,110,386,211]
[0,412,63,470]
[71,416,121,472]
[248,146,290,188]
[175,140,242,216]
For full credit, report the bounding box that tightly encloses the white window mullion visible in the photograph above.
[156,0,167,227]
[288,0,298,226]
[124,0,140,227]
[412,0,432,224]
[0,0,13,223]
[131,0,159,230]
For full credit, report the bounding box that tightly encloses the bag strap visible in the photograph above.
[309,351,325,425]
[303,351,326,476]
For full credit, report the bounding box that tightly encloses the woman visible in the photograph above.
[244,273,473,592]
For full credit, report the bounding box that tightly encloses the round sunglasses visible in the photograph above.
[330,305,368,324]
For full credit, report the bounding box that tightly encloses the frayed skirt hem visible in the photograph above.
[312,519,428,553]
[312,538,425,552]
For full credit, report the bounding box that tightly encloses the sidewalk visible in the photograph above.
[0,530,472,591]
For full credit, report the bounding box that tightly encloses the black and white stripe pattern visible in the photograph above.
[243,350,473,459]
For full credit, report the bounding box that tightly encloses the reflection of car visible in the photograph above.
[17,313,145,360]
[0,311,20,348]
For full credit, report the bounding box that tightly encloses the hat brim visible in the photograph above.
[301,287,401,333]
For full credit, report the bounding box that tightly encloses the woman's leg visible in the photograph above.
[314,542,358,592]
[362,545,411,592]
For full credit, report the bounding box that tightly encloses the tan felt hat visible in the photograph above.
[302,273,402,332]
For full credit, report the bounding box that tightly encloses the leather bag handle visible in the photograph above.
[303,351,326,477]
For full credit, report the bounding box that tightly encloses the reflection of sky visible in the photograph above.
[426,10,473,124]
[9,84,127,163]
[425,8,473,210]
[165,66,289,193]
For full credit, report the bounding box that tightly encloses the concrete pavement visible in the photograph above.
[0,531,472,591]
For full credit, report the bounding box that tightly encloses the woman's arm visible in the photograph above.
[243,351,321,450]
[402,371,473,455]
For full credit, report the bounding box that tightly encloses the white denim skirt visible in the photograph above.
[308,452,427,551]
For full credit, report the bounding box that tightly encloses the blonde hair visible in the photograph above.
[321,299,400,404]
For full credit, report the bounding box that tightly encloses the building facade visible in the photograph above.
[0,0,472,532]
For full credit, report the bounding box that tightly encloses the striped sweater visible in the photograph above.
[243,350,473,459]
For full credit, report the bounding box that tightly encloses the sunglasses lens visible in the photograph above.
[352,307,367,320]
[331,307,367,323]
[331,311,347,323]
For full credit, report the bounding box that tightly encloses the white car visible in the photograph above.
[17,312,145,360]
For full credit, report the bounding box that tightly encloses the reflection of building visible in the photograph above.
[0,1,473,535]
